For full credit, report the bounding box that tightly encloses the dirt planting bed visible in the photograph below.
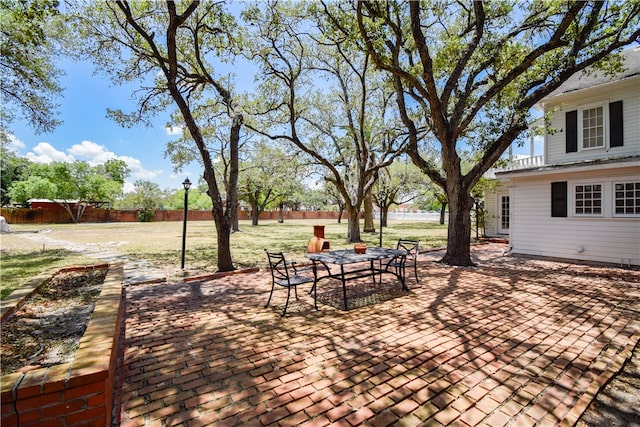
[1,267,107,375]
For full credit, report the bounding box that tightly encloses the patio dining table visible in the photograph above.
[306,247,408,310]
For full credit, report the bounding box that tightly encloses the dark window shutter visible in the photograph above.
[565,111,578,153]
[551,181,568,217]
[609,101,623,147]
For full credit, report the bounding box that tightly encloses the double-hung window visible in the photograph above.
[581,106,604,149]
[565,101,623,153]
[574,183,602,215]
[614,181,640,216]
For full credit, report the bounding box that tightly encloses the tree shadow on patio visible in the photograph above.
[316,280,411,311]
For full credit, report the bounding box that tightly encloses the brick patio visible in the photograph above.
[115,243,640,426]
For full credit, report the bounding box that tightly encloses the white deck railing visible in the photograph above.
[504,155,544,170]
[485,155,545,178]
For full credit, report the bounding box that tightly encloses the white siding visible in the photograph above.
[509,167,640,266]
[544,77,640,165]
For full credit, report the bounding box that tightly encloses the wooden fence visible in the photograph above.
[0,207,342,224]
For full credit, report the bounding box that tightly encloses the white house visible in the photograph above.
[485,47,640,267]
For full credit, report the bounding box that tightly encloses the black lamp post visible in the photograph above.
[180,178,191,269]
[378,190,385,247]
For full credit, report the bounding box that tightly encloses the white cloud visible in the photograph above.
[119,155,162,180]
[165,125,183,136]
[25,139,162,184]
[122,181,135,194]
[5,134,26,152]
[26,142,75,163]
[67,140,116,164]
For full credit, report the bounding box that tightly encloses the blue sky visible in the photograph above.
[8,57,195,193]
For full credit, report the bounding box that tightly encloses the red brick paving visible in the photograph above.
[115,244,640,426]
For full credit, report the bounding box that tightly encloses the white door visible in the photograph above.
[498,194,510,234]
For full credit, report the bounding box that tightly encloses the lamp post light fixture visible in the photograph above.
[378,190,385,247]
[180,177,191,270]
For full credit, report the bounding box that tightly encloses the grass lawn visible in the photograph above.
[1,219,448,299]
[0,248,96,300]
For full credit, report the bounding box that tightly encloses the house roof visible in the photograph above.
[542,46,640,100]
[27,199,80,203]
[495,155,640,178]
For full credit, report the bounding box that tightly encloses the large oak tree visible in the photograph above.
[72,1,244,271]
[356,0,639,265]
[244,1,407,242]
[1,0,64,135]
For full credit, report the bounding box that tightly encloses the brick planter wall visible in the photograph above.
[1,264,124,426]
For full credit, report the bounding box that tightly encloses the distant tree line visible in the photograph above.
[2,144,443,224]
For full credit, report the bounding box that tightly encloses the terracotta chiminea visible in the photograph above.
[307,225,330,253]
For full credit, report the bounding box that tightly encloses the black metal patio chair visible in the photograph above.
[386,239,420,283]
[264,250,316,316]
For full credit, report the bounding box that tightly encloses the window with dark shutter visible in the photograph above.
[551,181,568,217]
[565,111,577,153]
[609,101,623,147]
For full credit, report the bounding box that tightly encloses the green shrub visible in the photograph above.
[138,209,155,222]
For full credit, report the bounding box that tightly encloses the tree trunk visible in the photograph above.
[226,115,241,236]
[382,205,389,227]
[206,112,241,272]
[441,190,474,266]
[113,1,239,272]
[363,192,375,232]
[278,202,284,223]
[214,216,234,272]
[59,201,83,223]
[77,204,87,223]
[59,203,73,223]
[439,202,447,225]
[250,204,259,226]
[337,206,344,223]
[232,206,239,232]
[346,205,361,242]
